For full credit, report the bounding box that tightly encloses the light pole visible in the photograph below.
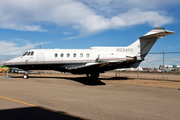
[163,50,164,81]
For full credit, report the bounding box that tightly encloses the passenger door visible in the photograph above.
[36,53,45,64]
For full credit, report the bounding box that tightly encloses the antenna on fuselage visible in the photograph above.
[37,45,41,49]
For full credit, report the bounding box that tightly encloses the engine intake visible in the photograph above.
[126,56,137,63]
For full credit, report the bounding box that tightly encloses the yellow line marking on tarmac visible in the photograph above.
[0,95,89,119]
[0,95,37,107]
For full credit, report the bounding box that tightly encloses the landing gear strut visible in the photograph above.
[87,72,99,81]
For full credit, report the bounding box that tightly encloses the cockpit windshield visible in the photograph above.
[21,51,34,57]
[22,52,28,56]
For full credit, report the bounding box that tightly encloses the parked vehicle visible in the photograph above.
[17,69,26,74]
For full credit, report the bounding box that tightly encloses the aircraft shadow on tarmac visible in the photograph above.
[0,106,86,120]
[11,76,130,86]
[101,77,129,80]
[70,76,130,85]
[66,77,106,86]
[11,76,106,86]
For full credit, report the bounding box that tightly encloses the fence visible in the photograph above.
[114,51,180,81]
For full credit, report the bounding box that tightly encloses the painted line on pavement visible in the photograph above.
[0,95,37,107]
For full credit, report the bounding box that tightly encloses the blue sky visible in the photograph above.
[0,0,180,68]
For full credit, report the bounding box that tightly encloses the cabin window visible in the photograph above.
[86,53,89,58]
[73,53,76,58]
[80,53,83,57]
[67,53,70,58]
[60,53,64,57]
[55,53,58,57]
[31,51,34,56]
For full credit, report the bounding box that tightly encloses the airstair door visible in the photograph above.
[36,53,45,64]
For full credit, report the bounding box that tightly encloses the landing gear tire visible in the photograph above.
[91,72,99,81]
[23,74,29,79]
[86,74,90,78]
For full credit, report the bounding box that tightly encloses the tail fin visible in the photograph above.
[139,27,175,58]
[129,27,175,59]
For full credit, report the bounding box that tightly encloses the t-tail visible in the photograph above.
[128,27,175,67]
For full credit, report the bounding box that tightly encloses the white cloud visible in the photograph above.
[0,39,50,55]
[82,0,180,13]
[0,24,45,32]
[0,0,177,37]
[63,32,72,35]
[77,8,172,37]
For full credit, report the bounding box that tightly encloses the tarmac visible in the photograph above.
[0,73,180,120]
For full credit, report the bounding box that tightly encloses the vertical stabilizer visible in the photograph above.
[128,27,175,68]
[129,27,175,59]
[139,27,175,58]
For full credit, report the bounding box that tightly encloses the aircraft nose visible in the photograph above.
[4,60,12,66]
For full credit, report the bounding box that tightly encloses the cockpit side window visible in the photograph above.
[31,51,34,56]
[27,52,31,56]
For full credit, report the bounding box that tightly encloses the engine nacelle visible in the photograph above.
[97,53,125,62]
[97,53,137,63]
[126,56,137,63]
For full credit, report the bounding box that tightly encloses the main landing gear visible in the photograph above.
[86,72,100,81]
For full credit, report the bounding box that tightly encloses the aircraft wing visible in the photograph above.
[68,62,107,74]
[68,61,125,74]
[68,55,138,74]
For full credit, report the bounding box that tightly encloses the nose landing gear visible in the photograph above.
[23,74,29,79]
[23,71,29,79]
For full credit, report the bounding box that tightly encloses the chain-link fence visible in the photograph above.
[115,52,180,81]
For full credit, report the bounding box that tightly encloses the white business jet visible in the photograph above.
[4,27,175,80]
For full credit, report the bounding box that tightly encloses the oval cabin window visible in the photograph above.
[67,53,70,58]
[80,53,83,57]
[73,53,76,57]
[86,53,89,57]
[55,53,58,57]
[61,53,64,57]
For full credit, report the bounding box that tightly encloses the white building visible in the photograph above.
[117,67,143,71]
[159,65,180,70]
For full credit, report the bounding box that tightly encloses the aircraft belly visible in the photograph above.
[10,62,87,71]
[6,59,139,74]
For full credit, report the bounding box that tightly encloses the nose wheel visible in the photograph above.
[23,74,29,79]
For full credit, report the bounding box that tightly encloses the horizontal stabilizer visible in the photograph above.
[140,27,175,39]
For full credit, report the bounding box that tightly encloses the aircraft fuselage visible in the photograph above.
[4,27,175,79]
